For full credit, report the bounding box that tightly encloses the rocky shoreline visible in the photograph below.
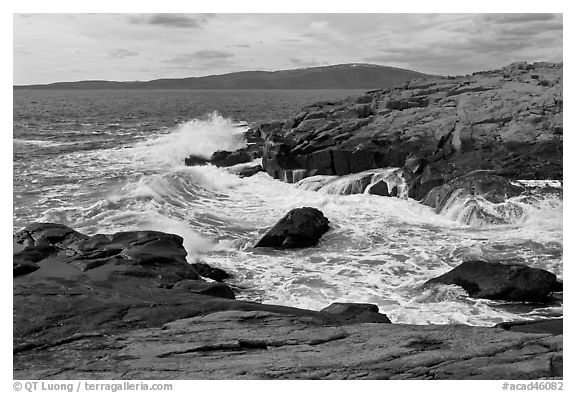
[14,222,562,379]
[14,61,563,379]
[257,61,562,199]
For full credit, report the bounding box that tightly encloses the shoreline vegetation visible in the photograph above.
[14,61,563,379]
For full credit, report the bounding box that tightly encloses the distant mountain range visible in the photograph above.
[14,64,433,90]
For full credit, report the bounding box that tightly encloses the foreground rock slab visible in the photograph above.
[14,310,562,380]
[254,207,330,249]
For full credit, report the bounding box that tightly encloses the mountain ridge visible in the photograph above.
[14,63,434,90]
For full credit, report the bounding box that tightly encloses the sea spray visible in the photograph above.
[120,112,248,169]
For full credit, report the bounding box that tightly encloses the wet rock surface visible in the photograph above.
[210,150,253,167]
[424,260,563,302]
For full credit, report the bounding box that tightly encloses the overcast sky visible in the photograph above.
[13,13,563,85]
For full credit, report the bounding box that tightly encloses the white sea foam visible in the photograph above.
[295,168,410,197]
[13,138,71,148]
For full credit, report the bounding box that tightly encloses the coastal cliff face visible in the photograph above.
[260,62,562,199]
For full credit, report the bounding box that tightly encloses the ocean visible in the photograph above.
[13,88,563,326]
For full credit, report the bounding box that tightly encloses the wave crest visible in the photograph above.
[126,112,248,168]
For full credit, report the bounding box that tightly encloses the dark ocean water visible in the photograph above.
[13,89,563,326]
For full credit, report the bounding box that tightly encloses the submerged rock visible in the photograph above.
[254,207,330,249]
[422,171,525,211]
[425,260,563,302]
[294,175,339,191]
[420,172,529,226]
[316,171,375,195]
[293,168,410,197]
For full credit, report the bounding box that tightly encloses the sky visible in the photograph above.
[13,13,563,85]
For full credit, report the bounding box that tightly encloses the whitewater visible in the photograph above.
[13,92,562,327]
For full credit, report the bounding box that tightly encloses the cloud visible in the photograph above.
[109,49,139,59]
[129,13,214,29]
[362,13,562,75]
[190,50,235,60]
[165,58,237,72]
[164,51,235,66]
[289,58,323,67]
[13,13,563,84]
[482,13,557,25]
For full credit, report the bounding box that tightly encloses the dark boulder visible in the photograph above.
[424,260,562,302]
[13,223,199,280]
[321,302,391,324]
[254,207,330,249]
[14,222,88,248]
[191,262,231,282]
[210,150,253,167]
[184,155,210,167]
